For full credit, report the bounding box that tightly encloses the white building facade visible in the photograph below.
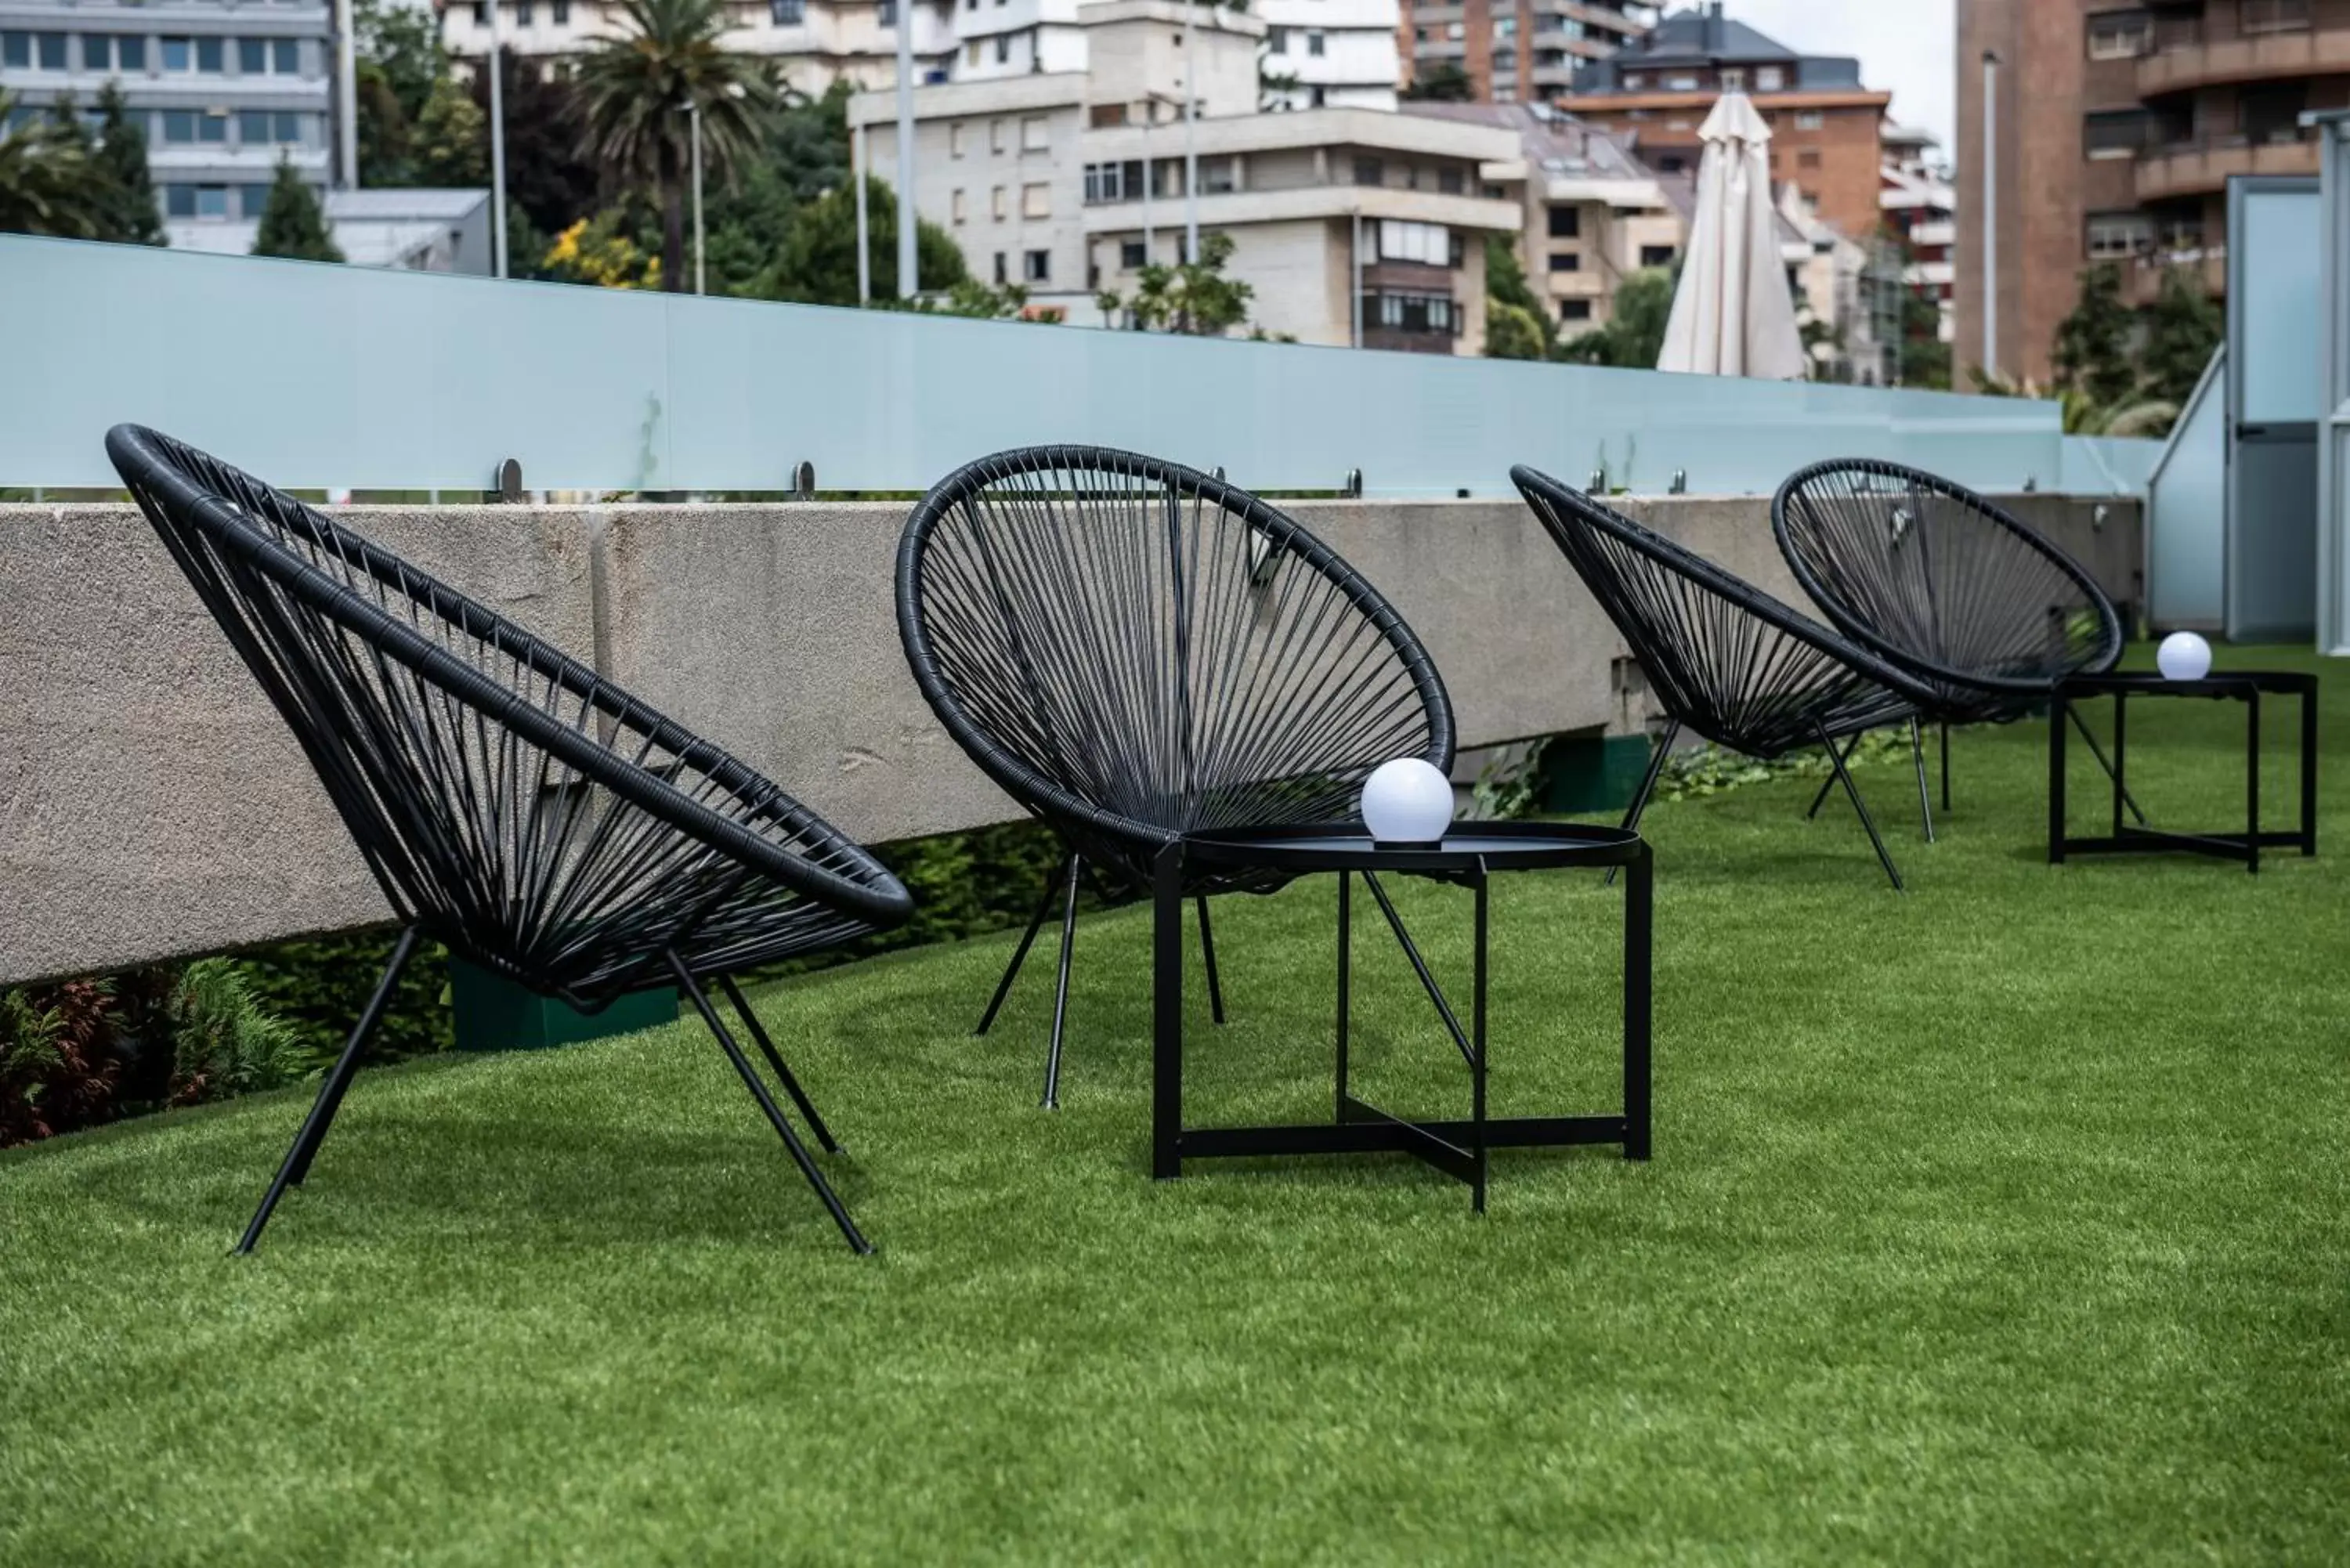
[1256,0,1398,112]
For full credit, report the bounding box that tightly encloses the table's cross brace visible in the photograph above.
[1358,869,1480,1069]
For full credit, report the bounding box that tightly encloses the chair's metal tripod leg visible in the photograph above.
[1805,731,1867,821]
[1940,720,1951,812]
[2066,703,2149,826]
[716,971,842,1155]
[1817,722,1905,891]
[1607,718,1682,889]
[974,857,1069,1036]
[1911,717,1936,843]
[237,927,420,1254]
[1197,896,1225,1025]
[1039,856,1083,1110]
[670,952,870,1255]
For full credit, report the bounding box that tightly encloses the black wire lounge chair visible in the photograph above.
[897,446,1455,1107]
[1512,464,1938,890]
[1773,457,2135,838]
[107,425,913,1255]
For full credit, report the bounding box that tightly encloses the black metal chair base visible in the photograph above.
[234,933,870,1256]
[1621,717,1904,891]
[974,852,1226,1110]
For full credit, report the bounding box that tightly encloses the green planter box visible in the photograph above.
[448,957,678,1053]
[1535,732,1653,815]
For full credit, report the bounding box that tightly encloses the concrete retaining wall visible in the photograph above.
[0,493,2139,985]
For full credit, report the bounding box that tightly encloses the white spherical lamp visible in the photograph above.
[2157,630,2212,682]
[1361,757,1455,846]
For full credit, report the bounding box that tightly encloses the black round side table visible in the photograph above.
[1148,822,1652,1213]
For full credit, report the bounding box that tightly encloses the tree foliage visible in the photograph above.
[353,0,447,185]
[0,92,103,237]
[747,174,967,305]
[2142,264,2222,409]
[1403,62,1475,102]
[1559,266,1676,368]
[1096,230,1259,336]
[94,84,164,245]
[2051,262,2138,410]
[252,158,345,262]
[577,0,778,292]
[1484,235,1558,361]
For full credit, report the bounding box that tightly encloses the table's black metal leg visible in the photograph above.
[1471,862,1489,1216]
[2111,692,2127,840]
[2302,685,2319,856]
[1196,896,1226,1025]
[1624,844,1653,1162]
[1335,869,1351,1120]
[2048,692,2066,864]
[2069,705,2147,825]
[2247,689,2261,875]
[1152,841,1184,1180]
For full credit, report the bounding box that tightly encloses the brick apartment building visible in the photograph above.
[1555,3,1892,241]
[1396,0,1652,105]
[1958,0,2350,387]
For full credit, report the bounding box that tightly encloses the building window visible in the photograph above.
[2242,82,2309,143]
[1665,74,1698,89]
[1202,157,1236,194]
[238,109,272,143]
[83,34,110,70]
[554,0,569,23]
[1121,240,1146,269]
[1307,30,1325,56]
[1548,206,1580,238]
[161,35,191,70]
[1025,248,1050,283]
[1352,157,1383,186]
[2085,9,2153,58]
[992,186,1006,219]
[1793,110,1824,130]
[238,38,267,73]
[164,184,197,217]
[1021,115,1048,152]
[1622,72,1644,89]
[1560,299,1592,322]
[1090,103,1127,128]
[196,184,230,217]
[772,0,804,20]
[877,0,897,25]
[1437,168,1463,195]
[35,30,66,69]
[0,34,25,70]
[966,40,980,64]
[1657,154,1687,173]
[1548,252,1580,272]
[197,36,223,72]
[1022,181,1049,219]
[2086,211,2153,258]
[162,109,197,143]
[1719,67,1744,89]
[994,33,1010,63]
[1083,161,1126,203]
[951,189,967,223]
[1376,219,1449,265]
[993,251,1007,284]
[1755,66,1784,90]
[991,119,1006,153]
[2083,109,2153,158]
[1797,149,1821,168]
[242,183,273,218]
[949,121,965,157]
[2240,0,2312,34]
[1640,244,1676,268]
[119,36,146,70]
[1368,291,1457,336]
[1268,25,1288,52]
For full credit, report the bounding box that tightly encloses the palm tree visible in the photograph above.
[0,92,102,237]
[576,0,775,292]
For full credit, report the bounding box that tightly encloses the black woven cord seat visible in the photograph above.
[1512,464,1936,890]
[108,425,913,1254]
[1773,457,2133,833]
[897,446,1455,1105]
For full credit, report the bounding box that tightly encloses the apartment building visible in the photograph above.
[1405,100,1680,334]
[1,0,334,239]
[440,0,958,98]
[1880,123,1954,346]
[850,13,1522,353]
[1397,0,1650,105]
[1958,0,2350,387]
[1558,2,1891,241]
[1257,0,1400,111]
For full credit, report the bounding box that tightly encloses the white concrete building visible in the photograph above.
[1879,122,1954,347]
[851,39,1523,352]
[440,0,957,99]
[164,186,496,270]
[1256,0,1399,112]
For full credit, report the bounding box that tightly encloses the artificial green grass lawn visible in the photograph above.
[5,647,2346,1566]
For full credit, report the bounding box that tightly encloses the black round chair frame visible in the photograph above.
[1773,457,2138,837]
[897,444,1455,1105]
[109,425,913,1255]
[1513,464,1942,890]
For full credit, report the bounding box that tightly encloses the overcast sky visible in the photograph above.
[1716,0,1958,153]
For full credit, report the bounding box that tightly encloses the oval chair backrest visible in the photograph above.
[897,447,1454,855]
[1773,459,2123,692]
[108,425,902,998]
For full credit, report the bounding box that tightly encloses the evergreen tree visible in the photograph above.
[1094,230,1257,336]
[2050,263,2137,410]
[411,74,488,187]
[1402,63,1475,102]
[354,0,445,184]
[2142,265,2222,409]
[252,160,344,262]
[1483,235,1557,361]
[0,89,99,237]
[750,175,967,306]
[1560,267,1676,368]
[94,83,164,245]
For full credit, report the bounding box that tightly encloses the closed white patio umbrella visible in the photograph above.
[1658,92,1807,381]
